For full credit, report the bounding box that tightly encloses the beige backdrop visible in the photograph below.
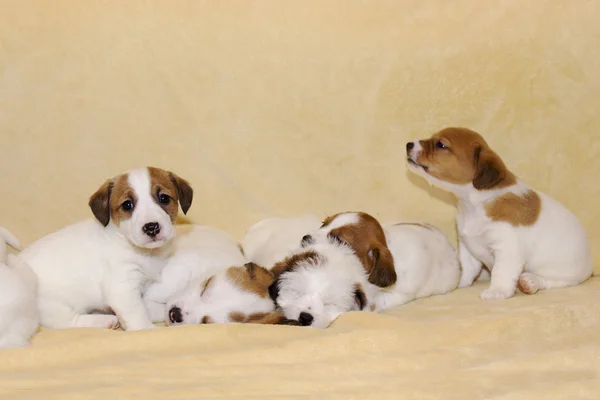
[0,0,598,270]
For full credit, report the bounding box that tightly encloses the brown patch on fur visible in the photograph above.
[353,283,368,310]
[411,127,516,190]
[270,251,322,278]
[324,212,397,288]
[201,316,214,324]
[147,167,194,220]
[226,262,274,298]
[228,311,302,325]
[485,190,541,227]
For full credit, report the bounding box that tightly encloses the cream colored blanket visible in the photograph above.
[1,279,598,399]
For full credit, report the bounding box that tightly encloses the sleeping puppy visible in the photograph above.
[19,167,193,330]
[143,224,247,322]
[406,127,593,300]
[0,227,39,348]
[270,212,459,327]
[165,262,300,326]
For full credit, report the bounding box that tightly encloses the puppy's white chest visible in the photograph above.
[457,206,495,267]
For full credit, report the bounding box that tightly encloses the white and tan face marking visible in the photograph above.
[165,263,281,326]
[89,167,193,249]
[300,212,396,288]
[269,243,374,329]
[406,127,516,191]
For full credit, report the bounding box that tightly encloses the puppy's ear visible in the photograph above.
[472,146,506,190]
[244,262,274,288]
[88,180,113,227]
[169,172,193,214]
[366,245,397,287]
[268,279,280,303]
[246,311,302,326]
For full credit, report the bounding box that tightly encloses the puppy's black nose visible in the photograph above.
[406,142,414,152]
[298,312,314,326]
[169,306,183,324]
[143,222,161,237]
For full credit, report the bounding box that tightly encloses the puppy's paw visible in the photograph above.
[480,286,514,300]
[97,315,120,329]
[517,273,541,295]
[458,278,474,289]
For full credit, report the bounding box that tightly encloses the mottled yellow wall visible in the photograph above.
[1,1,598,269]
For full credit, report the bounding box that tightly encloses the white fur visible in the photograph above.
[143,225,247,323]
[19,168,178,331]
[241,214,322,267]
[0,228,39,349]
[407,145,593,300]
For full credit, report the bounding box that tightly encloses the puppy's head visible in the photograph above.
[165,263,291,326]
[88,167,193,249]
[300,212,396,288]
[406,127,515,192]
[269,243,374,329]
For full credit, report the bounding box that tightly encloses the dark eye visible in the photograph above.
[121,200,133,211]
[436,141,447,149]
[158,194,170,204]
[328,233,343,244]
[301,235,313,247]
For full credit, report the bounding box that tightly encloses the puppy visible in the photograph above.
[19,167,193,330]
[241,214,322,268]
[143,224,247,322]
[165,262,299,326]
[0,227,39,348]
[406,127,593,300]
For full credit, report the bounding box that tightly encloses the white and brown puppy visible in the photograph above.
[406,127,593,300]
[0,227,39,348]
[270,212,459,328]
[165,262,300,326]
[18,167,193,330]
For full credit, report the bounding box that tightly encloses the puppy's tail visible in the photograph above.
[6,254,38,290]
[0,226,20,263]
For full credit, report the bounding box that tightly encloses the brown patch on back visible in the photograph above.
[324,212,397,288]
[228,311,301,325]
[147,167,193,221]
[485,190,541,227]
[413,127,516,190]
[226,262,274,298]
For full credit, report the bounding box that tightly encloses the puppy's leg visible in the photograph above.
[458,240,483,288]
[103,265,156,331]
[517,273,587,295]
[39,297,118,329]
[144,299,166,323]
[480,231,523,300]
[374,291,416,311]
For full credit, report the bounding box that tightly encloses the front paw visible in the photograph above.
[479,286,514,300]
[458,278,474,288]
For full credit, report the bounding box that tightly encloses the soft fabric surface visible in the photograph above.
[1,279,598,399]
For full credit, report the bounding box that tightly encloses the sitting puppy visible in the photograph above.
[406,127,593,300]
[0,227,39,348]
[18,167,193,330]
[269,212,459,327]
[143,224,247,321]
[165,262,299,326]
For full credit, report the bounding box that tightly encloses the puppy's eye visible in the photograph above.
[328,233,343,244]
[436,141,447,149]
[121,200,134,211]
[301,234,313,247]
[158,194,170,204]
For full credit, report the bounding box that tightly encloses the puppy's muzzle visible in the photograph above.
[168,306,183,324]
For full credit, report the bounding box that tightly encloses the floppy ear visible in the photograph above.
[366,246,397,287]
[244,262,274,288]
[246,311,302,326]
[88,180,113,227]
[472,146,506,190]
[169,172,193,214]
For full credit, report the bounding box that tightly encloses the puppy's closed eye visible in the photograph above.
[353,283,367,310]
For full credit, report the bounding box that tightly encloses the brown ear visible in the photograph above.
[472,146,506,190]
[244,262,274,288]
[88,180,113,227]
[246,311,302,325]
[366,246,397,287]
[169,172,193,214]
